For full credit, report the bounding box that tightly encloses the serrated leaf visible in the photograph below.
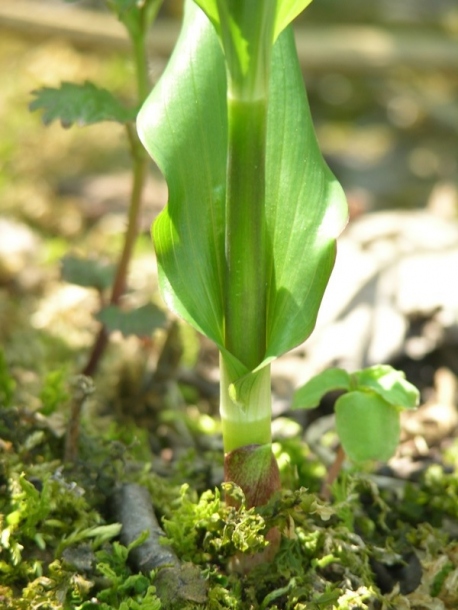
[352,365,419,410]
[96,303,166,337]
[30,82,136,128]
[61,256,115,291]
[137,1,347,380]
[292,368,350,410]
[335,391,401,463]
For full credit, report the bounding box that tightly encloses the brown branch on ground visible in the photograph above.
[111,483,208,608]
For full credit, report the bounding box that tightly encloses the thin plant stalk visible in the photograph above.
[83,5,156,377]
[83,134,148,376]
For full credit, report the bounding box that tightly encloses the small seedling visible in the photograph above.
[292,364,419,463]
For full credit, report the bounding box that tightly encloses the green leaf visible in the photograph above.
[292,368,350,410]
[96,303,166,337]
[193,0,314,42]
[352,365,419,410]
[137,1,347,373]
[61,256,116,291]
[274,0,314,40]
[335,391,401,463]
[39,370,69,416]
[192,0,220,31]
[264,25,347,360]
[138,2,226,348]
[30,82,136,128]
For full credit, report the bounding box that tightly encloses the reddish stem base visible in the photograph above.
[224,443,281,571]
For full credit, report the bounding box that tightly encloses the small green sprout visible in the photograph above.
[292,365,419,463]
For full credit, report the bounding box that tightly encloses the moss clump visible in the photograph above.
[1,352,458,609]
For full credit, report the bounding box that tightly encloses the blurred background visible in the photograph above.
[0,0,458,410]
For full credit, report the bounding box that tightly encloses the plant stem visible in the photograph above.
[220,356,272,453]
[110,126,148,304]
[224,97,268,370]
[83,128,148,377]
[219,4,278,508]
[321,444,346,500]
[83,5,153,377]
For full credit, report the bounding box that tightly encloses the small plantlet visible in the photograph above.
[292,364,419,463]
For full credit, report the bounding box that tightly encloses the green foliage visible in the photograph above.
[30,81,137,128]
[30,0,165,375]
[352,364,419,410]
[335,391,401,463]
[1,406,458,609]
[39,369,69,415]
[83,536,161,610]
[96,303,167,338]
[0,471,106,571]
[293,365,419,463]
[292,368,351,410]
[0,350,15,407]
[61,255,116,291]
[137,0,347,378]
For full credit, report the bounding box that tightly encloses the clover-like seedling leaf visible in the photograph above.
[61,256,116,291]
[96,303,167,337]
[351,365,419,410]
[292,363,419,464]
[292,368,351,410]
[30,82,136,128]
[335,391,401,463]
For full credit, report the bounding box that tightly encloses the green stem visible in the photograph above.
[220,356,272,453]
[224,97,268,370]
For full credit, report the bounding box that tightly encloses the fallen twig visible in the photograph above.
[111,483,207,607]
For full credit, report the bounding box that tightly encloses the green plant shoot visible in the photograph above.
[292,365,419,462]
[137,0,348,506]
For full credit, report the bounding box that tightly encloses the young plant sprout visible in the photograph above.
[293,365,419,463]
[137,0,417,511]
